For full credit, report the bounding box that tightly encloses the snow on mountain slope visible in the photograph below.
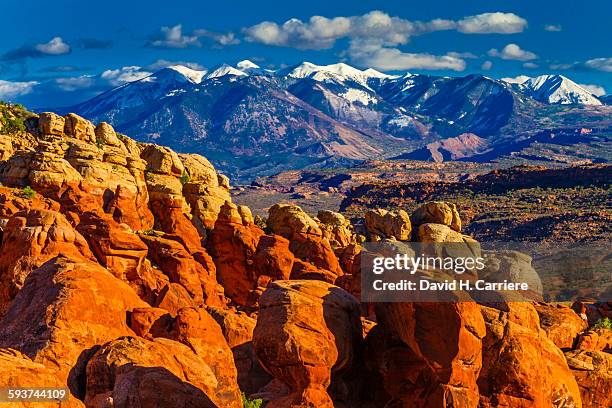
[206,64,248,79]
[165,65,207,84]
[282,62,397,89]
[514,75,602,105]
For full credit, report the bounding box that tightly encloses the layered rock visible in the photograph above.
[253,280,362,407]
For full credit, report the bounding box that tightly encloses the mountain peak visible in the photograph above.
[206,64,248,79]
[522,74,602,105]
[236,60,260,70]
[164,65,207,84]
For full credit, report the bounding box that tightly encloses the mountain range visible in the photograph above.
[58,60,612,181]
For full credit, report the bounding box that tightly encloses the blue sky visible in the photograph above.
[1,0,610,106]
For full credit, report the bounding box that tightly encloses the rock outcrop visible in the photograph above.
[253,280,362,407]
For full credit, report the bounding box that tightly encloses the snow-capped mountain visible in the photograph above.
[509,74,603,106]
[60,61,610,180]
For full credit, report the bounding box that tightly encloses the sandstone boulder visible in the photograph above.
[478,303,582,407]
[253,280,362,408]
[534,303,587,349]
[0,208,94,312]
[374,302,486,407]
[208,201,265,306]
[576,327,612,352]
[268,204,343,276]
[0,255,147,389]
[84,337,220,408]
[63,114,96,144]
[565,349,611,408]
[364,208,411,241]
[317,210,355,248]
[38,112,65,136]
[411,201,462,232]
[0,348,84,407]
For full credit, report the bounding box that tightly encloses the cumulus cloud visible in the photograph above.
[578,83,606,97]
[193,29,240,46]
[457,12,527,34]
[35,37,71,55]
[544,24,562,32]
[2,37,71,61]
[501,75,530,84]
[481,60,493,70]
[488,43,537,61]
[0,80,39,99]
[101,66,152,86]
[523,62,539,69]
[244,11,527,50]
[147,24,200,48]
[583,57,612,72]
[147,24,239,48]
[349,40,466,71]
[55,75,96,91]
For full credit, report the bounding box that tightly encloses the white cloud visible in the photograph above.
[349,42,466,71]
[101,66,152,86]
[146,59,205,71]
[447,51,478,59]
[244,11,528,50]
[488,43,537,61]
[523,62,539,69]
[583,58,612,72]
[149,24,200,48]
[544,24,562,32]
[501,75,530,84]
[481,60,493,70]
[0,80,39,99]
[148,24,239,48]
[54,75,96,91]
[35,37,70,55]
[578,83,606,97]
[457,12,527,34]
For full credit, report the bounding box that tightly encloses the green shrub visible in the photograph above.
[179,171,190,185]
[592,317,612,330]
[241,393,263,408]
[95,136,104,149]
[18,186,36,199]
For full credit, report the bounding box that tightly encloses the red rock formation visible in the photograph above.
[268,204,343,277]
[0,348,85,407]
[534,302,588,349]
[0,208,94,313]
[478,303,582,407]
[374,301,486,407]
[208,202,265,306]
[84,337,221,408]
[253,280,362,408]
[0,255,147,391]
[565,349,611,408]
